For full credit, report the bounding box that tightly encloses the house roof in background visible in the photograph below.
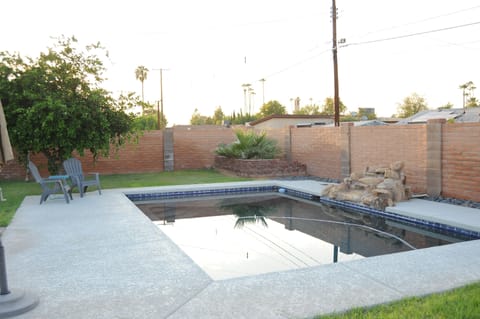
[395,108,480,124]
[248,114,333,126]
[324,120,389,127]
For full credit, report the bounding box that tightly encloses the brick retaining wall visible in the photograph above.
[214,156,307,178]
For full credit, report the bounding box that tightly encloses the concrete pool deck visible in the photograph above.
[4,180,480,319]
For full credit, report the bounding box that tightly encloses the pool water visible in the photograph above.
[136,193,464,280]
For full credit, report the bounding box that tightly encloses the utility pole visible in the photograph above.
[160,68,164,129]
[259,78,266,106]
[332,0,340,127]
[153,68,168,129]
[248,87,255,114]
[241,83,251,113]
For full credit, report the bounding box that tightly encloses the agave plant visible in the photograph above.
[215,130,280,159]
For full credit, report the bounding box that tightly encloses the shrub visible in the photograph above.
[215,130,280,159]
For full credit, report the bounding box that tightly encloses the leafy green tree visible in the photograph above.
[396,93,429,118]
[190,108,213,125]
[140,101,155,116]
[225,109,257,125]
[134,100,168,129]
[438,102,454,110]
[0,36,136,174]
[133,115,158,130]
[257,100,286,118]
[293,104,321,115]
[357,108,377,120]
[466,96,479,107]
[320,97,347,115]
[135,65,148,104]
[212,106,225,125]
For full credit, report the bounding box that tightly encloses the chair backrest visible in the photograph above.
[28,161,43,183]
[63,158,84,178]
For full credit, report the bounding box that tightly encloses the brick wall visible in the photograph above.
[84,130,165,174]
[173,125,236,170]
[0,153,28,180]
[290,126,342,179]
[349,125,427,194]
[255,127,290,158]
[0,131,164,178]
[2,123,480,202]
[442,123,480,201]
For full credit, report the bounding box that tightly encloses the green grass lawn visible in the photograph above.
[317,282,480,319]
[0,169,250,226]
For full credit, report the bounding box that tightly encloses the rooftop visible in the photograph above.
[395,107,480,125]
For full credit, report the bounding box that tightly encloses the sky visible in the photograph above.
[2,0,480,125]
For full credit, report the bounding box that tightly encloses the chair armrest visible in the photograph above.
[41,178,62,184]
[87,172,100,180]
[48,175,70,179]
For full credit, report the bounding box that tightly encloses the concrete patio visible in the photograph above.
[3,180,480,319]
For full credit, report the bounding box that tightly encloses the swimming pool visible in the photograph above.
[135,192,469,280]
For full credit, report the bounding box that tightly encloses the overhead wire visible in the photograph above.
[258,7,480,80]
[350,5,480,41]
[246,5,480,90]
[341,21,480,48]
[263,48,331,79]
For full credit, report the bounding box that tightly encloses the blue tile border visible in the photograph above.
[318,197,480,240]
[277,187,317,200]
[126,185,480,240]
[126,185,277,202]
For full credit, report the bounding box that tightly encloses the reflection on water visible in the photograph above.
[136,193,465,280]
[219,197,272,228]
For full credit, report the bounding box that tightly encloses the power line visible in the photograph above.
[263,49,330,79]
[342,21,480,48]
[351,5,480,41]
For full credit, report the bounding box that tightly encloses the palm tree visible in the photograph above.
[218,199,272,229]
[135,66,149,103]
[459,81,476,108]
[241,83,251,113]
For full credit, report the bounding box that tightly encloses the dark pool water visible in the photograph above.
[136,193,466,280]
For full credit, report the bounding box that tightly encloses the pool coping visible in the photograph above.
[5,180,480,319]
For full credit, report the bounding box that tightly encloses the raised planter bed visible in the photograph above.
[214,156,307,178]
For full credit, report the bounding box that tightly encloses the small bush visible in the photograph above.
[215,130,280,159]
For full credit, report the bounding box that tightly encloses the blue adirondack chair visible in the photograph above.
[28,161,72,204]
[63,158,102,198]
